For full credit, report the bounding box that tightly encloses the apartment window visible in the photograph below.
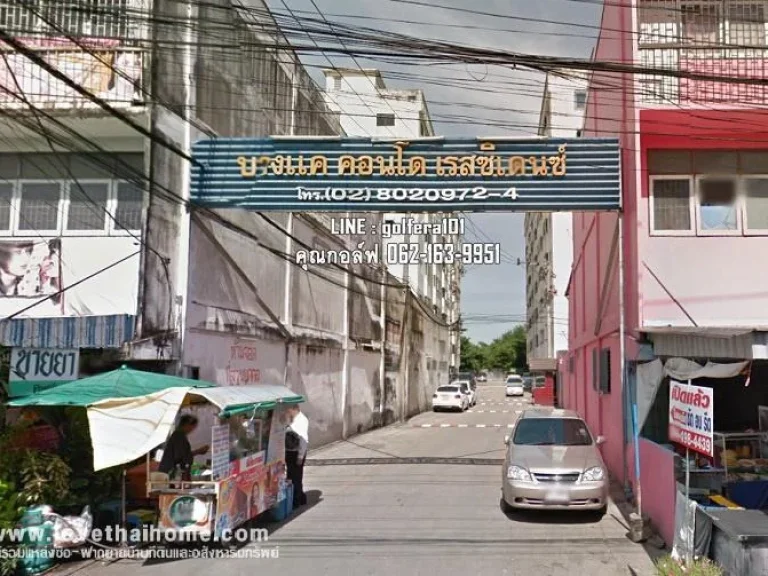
[697,177,739,233]
[574,90,587,110]
[728,2,766,45]
[743,178,768,232]
[376,113,396,127]
[114,181,143,231]
[18,182,61,232]
[0,183,12,231]
[650,177,693,233]
[333,76,342,90]
[66,182,109,232]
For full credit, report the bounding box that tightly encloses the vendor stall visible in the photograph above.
[86,383,304,540]
[7,367,305,545]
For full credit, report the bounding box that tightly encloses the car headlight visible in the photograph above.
[506,465,532,481]
[582,467,605,482]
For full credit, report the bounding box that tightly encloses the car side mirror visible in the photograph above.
[504,435,510,445]
[596,435,606,446]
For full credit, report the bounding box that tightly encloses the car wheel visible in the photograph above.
[594,505,608,518]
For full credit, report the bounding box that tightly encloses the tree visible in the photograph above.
[461,326,527,373]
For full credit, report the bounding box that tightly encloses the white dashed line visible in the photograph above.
[440,424,451,428]
[421,424,432,428]
[458,424,468,428]
[507,424,515,428]
[494,424,502,427]
[476,424,487,428]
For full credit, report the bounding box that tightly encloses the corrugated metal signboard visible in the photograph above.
[190,137,621,212]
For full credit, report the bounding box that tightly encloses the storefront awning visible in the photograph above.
[643,327,768,360]
[0,314,135,349]
[87,383,304,471]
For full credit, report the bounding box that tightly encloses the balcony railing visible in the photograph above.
[638,0,768,104]
[0,0,148,109]
[0,38,145,109]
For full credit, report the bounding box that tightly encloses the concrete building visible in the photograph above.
[323,68,462,374]
[524,72,586,377]
[559,0,768,548]
[0,0,449,446]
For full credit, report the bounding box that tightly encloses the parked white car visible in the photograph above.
[453,380,475,407]
[505,375,525,397]
[432,384,468,412]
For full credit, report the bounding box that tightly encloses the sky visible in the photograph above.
[273,0,603,342]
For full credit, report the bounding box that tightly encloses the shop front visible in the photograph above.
[636,356,768,573]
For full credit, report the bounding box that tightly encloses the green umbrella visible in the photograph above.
[7,365,214,407]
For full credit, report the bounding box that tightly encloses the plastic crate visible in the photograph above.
[270,483,294,522]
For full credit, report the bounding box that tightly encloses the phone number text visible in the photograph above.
[297,186,519,203]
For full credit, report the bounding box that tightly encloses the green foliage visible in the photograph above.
[18,451,71,506]
[655,556,723,576]
[461,326,527,373]
[0,480,22,576]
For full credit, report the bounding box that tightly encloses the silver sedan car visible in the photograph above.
[501,409,608,515]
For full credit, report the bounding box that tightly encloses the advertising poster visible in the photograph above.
[267,406,289,464]
[215,453,282,534]
[211,424,230,481]
[215,477,237,537]
[159,494,214,534]
[0,239,62,315]
[668,380,714,457]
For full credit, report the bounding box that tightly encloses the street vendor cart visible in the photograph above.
[86,383,304,540]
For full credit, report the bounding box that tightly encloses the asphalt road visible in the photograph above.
[79,380,658,576]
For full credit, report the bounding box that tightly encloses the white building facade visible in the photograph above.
[524,72,586,373]
[323,68,462,374]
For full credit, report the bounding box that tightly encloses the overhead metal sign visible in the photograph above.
[190,137,621,212]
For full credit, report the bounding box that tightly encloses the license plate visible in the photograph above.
[440,395,450,400]
[544,491,570,504]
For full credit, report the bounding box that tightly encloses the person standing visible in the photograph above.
[285,406,309,507]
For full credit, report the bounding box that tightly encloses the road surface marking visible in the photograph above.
[440,424,451,428]
[458,424,468,428]
[494,424,502,427]
[476,424,487,428]
[507,424,515,428]
[421,424,432,428]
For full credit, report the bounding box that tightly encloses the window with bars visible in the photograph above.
[649,150,768,235]
[19,182,61,232]
[114,181,143,231]
[0,0,142,39]
[652,178,693,231]
[67,181,109,231]
[728,2,767,45]
[681,1,721,44]
[7,180,141,235]
[0,184,11,231]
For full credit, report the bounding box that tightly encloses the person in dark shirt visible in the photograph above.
[158,415,209,477]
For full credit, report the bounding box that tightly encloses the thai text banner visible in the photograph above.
[668,380,714,457]
[190,137,621,212]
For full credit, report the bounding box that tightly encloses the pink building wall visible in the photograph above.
[562,0,768,547]
[562,0,637,486]
[629,439,677,546]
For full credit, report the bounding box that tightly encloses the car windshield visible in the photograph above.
[437,386,458,393]
[523,377,533,384]
[512,418,593,446]
[506,378,522,384]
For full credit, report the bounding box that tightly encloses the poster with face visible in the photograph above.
[0,239,62,303]
[267,406,288,464]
